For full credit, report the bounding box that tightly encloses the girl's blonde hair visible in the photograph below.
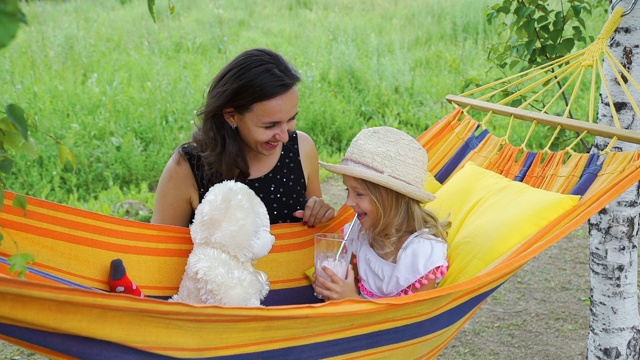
[356,178,450,262]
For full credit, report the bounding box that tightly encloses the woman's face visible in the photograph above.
[343,175,379,230]
[228,87,299,159]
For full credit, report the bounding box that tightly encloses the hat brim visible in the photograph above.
[319,161,436,203]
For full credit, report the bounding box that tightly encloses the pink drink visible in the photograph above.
[315,256,349,282]
[314,233,348,298]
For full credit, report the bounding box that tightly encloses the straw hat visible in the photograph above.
[319,126,435,203]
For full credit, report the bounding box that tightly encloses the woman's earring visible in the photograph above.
[231,123,237,129]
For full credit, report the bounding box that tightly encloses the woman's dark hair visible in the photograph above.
[191,48,301,183]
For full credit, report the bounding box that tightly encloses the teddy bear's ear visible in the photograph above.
[190,180,271,262]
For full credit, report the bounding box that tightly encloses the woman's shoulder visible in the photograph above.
[293,130,318,160]
[179,142,196,157]
[294,130,316,148]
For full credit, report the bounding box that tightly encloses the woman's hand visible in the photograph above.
[313,265,359,301]
[293,196,335,227]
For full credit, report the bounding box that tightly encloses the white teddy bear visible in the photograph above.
[170,180,275,306]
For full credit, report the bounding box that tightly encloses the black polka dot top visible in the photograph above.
[181,131,308,225]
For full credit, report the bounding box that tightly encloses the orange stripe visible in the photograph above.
[2,206,190,245]
[3,192,186,235]
[4,222,192,257]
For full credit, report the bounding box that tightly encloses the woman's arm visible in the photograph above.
[150,152,200,227]
[295,131,335,226]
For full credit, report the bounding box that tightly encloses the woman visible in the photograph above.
[151,48,335,227]
[108,49,335,302]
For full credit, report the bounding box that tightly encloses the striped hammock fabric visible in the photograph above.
[2,107,640,359]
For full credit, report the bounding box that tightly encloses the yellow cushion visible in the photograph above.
[424,171,442,193]
[425,162,580,287]
[305,266,315,283]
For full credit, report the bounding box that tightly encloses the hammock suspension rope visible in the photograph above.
[612,0,638,16]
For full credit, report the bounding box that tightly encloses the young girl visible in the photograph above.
[313,126,450,300]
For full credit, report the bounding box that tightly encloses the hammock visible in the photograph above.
[1,7,639,360]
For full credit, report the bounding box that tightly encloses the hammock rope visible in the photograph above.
[453,7,640,150]
[613,0,639,16]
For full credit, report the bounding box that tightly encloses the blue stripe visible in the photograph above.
[514,152,537,182]
[435,127,489,183]
[0,257,97,291]
[0,285,500,359]
[570,152,602,196]
[0,324,174,359]
[262,285,323,306]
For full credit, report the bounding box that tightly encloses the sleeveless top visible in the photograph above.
[181,131,308,225]
[345,221,448,299]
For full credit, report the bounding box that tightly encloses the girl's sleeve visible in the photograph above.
[396,235,448,292]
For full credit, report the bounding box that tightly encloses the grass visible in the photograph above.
[0,0,607,217]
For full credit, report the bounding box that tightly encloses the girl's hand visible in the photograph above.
[313,265,359,301]
[293,196,335,227]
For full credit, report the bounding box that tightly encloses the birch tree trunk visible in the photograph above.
[588,1,640,358]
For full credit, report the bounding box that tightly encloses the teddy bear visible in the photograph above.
[170,180,275,306]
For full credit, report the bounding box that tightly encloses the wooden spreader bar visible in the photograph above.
[446,95,640,145]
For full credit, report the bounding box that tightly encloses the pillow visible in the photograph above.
[424,162,580,287]
[424,171,442,193]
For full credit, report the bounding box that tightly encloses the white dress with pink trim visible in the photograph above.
[345,221,448,299]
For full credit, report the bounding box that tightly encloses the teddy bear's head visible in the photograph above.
[190,180,275,263]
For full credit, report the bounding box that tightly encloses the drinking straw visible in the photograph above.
[335,215,357,261]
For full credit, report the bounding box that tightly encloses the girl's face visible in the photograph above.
[226,87,299,159]
[343,175,379,230]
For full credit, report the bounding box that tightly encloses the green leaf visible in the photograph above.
[8,253,34,279]
[554,10,564,22]
[168,0,175,15]
[0,0,25,50]
[497,5,511,14]
[545,44,558,57]
[560,38,575,55]
[571,4,582,17]
[528,48,539,64]
[0,128,24,150]
[147,0,156,23]
[523,19,536,37]
[18,137,37,157]
[525,39,536,57]
[549,28,562,43]
[579,295,591,305]
[12,194,27,216]
[57,143,76,168]
[539,24,551,36]
[572,25,583,39]
[536,14,549,25]
[5,103,28,140]
[486,11,498,25]
[0,157,13,174]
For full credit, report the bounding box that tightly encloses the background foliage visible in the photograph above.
[0,0,607,219]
